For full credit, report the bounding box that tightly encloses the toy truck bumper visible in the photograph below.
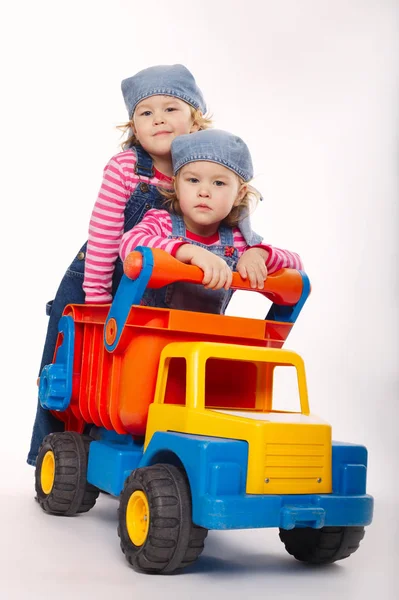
[193,492,373,530]
[142,432,374,531]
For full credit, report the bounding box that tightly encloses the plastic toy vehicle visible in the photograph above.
[35,247,373,574]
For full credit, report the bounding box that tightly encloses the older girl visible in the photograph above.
[27,64,213,465]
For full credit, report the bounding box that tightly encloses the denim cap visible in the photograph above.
[171,129,253,182]
[121,64,206,118]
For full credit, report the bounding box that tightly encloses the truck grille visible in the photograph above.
[264,442,330,494]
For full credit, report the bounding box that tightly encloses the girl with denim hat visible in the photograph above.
[120,129,303,315]
[27,64,217,465]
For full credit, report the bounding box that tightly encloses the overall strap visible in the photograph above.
[133,145,155,178]
[238,210,263,246]
[218,222,235,246]
[170,213,187,237]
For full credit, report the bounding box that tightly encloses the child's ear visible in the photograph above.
[190,111,202,133]
[234,184,247,205]
[190,121,200,133]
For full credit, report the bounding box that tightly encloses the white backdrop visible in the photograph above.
[1,1,398,598]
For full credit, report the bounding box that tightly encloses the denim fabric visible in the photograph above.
[172,129,253,181]
[121,64,207,118]
[140,213,238,315]
[237,210,264,247]
[27,146,166,465]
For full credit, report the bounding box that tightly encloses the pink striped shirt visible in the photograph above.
[120,209,303,273]
[83,149,172,303]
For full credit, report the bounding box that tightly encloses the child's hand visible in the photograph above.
[175,244,233,290]
[236,248,268,289]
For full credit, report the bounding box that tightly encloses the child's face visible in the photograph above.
[176,162,246,235]
[133,95,198,158]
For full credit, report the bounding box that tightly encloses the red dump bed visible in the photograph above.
[53,303,294,436]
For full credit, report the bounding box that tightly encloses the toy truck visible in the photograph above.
[35,247,373,574]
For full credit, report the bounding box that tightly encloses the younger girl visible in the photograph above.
[27,64,214,465]
[120,129,303,315]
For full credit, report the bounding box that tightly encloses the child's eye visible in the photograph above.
[188,177,199,183]
[214,180,225,186]
[140,110,152,116]
[165,107,177,112]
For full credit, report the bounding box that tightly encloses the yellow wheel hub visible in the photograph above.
[126,490,150,546]
[41,450,55,495]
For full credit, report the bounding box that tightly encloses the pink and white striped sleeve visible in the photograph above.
[232,229,303,273]
[83,154,136,303]
[120,209,187,261]
[262,244,303,273]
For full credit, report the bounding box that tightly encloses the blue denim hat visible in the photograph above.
[121,64,207,118]
[171,129,253,181]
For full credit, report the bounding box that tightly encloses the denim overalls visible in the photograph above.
[140,213,239,314]
[27,146,167,465]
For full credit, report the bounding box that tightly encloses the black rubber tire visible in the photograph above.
[279,525,365,564]
[35,432,99,516]
[118,464,208,574]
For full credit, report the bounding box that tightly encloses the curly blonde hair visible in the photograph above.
[161,171,261,228]
[117,106,213,150]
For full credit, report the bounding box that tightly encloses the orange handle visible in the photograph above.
[124,248,303,306]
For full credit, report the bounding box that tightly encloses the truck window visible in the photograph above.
[270,366,301,413]
[162,357,302,414]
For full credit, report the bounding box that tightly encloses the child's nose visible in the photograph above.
[198,188,210,198]
[153,112,165,125]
